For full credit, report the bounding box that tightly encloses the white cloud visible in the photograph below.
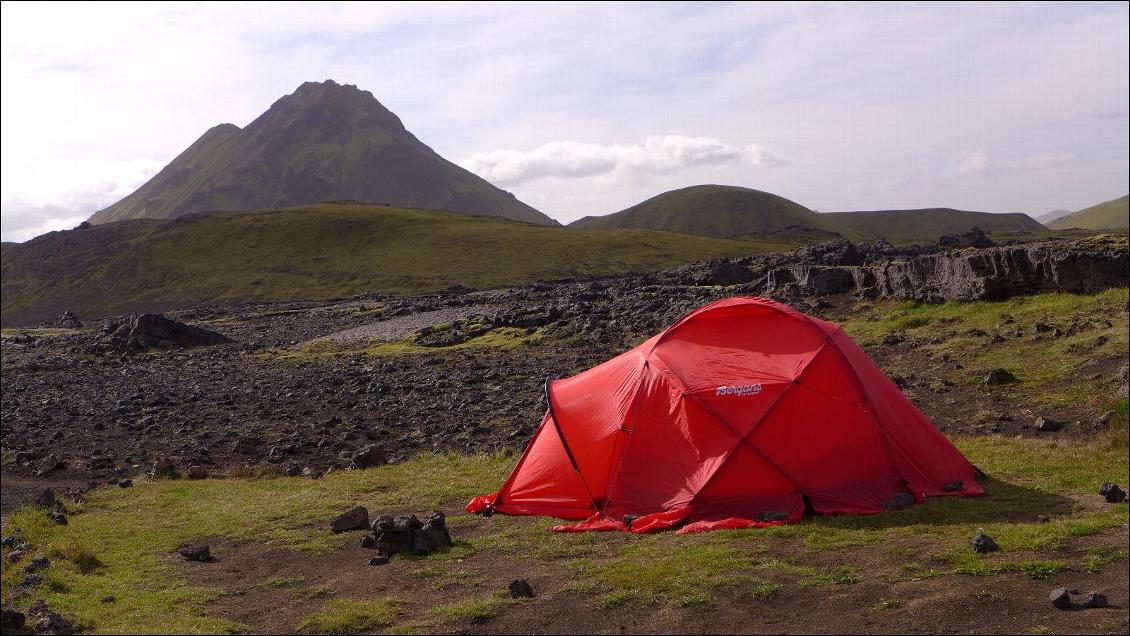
[460,135,787,186]
[845,177,916,196]
[956,150,1073,175]
[0,2,1127,232]
[956,150,992,175]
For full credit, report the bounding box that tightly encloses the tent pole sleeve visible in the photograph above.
[545,378,600,510]
[545,378,581,471]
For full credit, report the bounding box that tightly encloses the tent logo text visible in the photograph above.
[715,384,762,397]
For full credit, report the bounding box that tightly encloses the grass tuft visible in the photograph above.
[297,598,403,634]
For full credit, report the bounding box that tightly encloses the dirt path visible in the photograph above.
[180,522,1129,635]
[318,304,498,344]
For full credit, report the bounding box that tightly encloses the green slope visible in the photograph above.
[1047,195,1129,231]
[1,203,815,326]
[569,185,837,237]
[828,208,1047,243]
[88,80,553,226]
[570,185,1047,243]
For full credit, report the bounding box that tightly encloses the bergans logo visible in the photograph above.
[715,384,762,397]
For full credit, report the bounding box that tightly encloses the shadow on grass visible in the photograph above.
[806,477,1074,531]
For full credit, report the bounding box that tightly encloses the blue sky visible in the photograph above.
[1,1,1127,241]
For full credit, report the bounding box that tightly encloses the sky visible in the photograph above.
[1,2,1128,242]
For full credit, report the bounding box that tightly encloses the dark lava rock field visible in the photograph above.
[2,234,1127,492]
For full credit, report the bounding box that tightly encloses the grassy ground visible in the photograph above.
[1,203,816,326]
[2,433,1126,634]
[839,288,1129,412]
[272,326,544,362]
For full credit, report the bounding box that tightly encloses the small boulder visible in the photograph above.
[360,534,377,548]
[413,511,452,555]
[1099,482,1126,503]
[35,488,57,508]
[1080,591,1108,608]
[186,465,208,480]
[33,610,74,635]
[152,458,180,479]
[17,573,42,589]
[983,369,1015,386]
[22,556,49,573]
[368,553,391,566]
[1034,417,1062,432]
[348,444,387,470]
[1036,515,1050,523]
[1049,587,1072,610]
[47,510,68,525]
[508,579,534,599]
[970,529,999,554]
[118,478,133,488]
[55,311,83,329]
[1,607,25,631]
[178,544,211,562]
[100,595,115,604]
[331,506,369,533]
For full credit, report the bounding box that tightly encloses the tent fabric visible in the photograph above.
[466,296,983,533]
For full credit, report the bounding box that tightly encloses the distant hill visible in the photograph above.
[1035,209,1071,225]
[1047,195,1129,231]
[1,203,818,326]
[570,184,1047,243]
[570,185,838,236]
[88,80,554,226]
[825,208,1047,242]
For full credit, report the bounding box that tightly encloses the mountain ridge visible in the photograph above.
[88,80,555,226]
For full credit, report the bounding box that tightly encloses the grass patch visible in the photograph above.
[429,593,511,623]
[874,598,903,611]
[273,326,545,362]
[296,597,403,634]
[1081,546,1129,573]
[1,432,1125,630]
[840,289,1130,409]
[411,564,482,590]
[760,560,859,586]
[568,541,768,607]
[0,453,515,633]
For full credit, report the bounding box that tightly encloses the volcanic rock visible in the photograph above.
[178,544,211,562]
[1099,482,1126,503]
[1080,591,1109,608]
[970,529,999,553]
[1035,417,1062,432]
[108,313,232,353]
[331,506,369,533]
[53,311,83,329]
[348,444,387,469]
[1049,587,1072,609]
[508,579,534,599]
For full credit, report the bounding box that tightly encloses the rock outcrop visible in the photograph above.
[668,235,1128,302]
[105,314,232,353]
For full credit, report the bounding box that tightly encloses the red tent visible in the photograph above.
[467,297,982,533]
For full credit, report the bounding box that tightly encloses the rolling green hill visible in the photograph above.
[1,203,815,326]
[1047,195,1129,231]
[569,185,834,237]
[825,208,1047,242]
[88,80,554,226]
[570,185,1047,243]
